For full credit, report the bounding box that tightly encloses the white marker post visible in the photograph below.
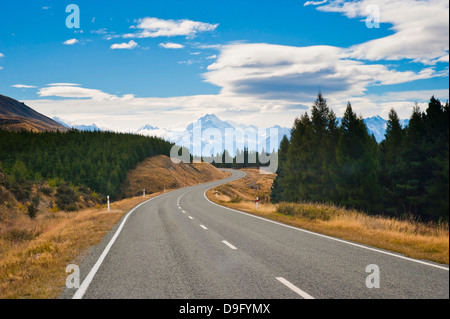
[215,191,218,198]
[256,197,259,210]
[107,196,110,212]
[143,189,146,198]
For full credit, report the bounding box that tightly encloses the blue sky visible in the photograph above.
[0,0,448,131]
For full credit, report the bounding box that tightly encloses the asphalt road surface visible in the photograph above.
[62,170,449,299]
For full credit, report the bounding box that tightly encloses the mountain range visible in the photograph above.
[52,117,103,132]
[1,94,409,152]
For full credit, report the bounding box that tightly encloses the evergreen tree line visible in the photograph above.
[271,94,449,221]
[0,129,174,200]
[205,148,275,169]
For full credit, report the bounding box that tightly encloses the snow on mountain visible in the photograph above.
[52,117,102,132]
[174,114,291,156]
[364,115,388,143]
[336,116,410,143]
[53,113,408,156]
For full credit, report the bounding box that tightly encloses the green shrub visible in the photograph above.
[9,181,32,202]
[39,186,53,196]
[1,228,41,242]
[230,196,243,203]
[277,202,296,216]
[27,203,38,219]
[276,202,334,221]
[56,183,78,211]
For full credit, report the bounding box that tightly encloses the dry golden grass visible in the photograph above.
[0,190,170,299]
[212,168,276,203]
[207,169,449,265]
[122,155,230,197]
[0,155,231,299]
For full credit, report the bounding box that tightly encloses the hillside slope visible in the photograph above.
[0,94,67,132]
[121,155,230,197]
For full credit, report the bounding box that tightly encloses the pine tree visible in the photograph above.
[380,108,405,215]
[335,103,381,212]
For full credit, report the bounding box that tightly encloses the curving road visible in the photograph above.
[63,169,449,299]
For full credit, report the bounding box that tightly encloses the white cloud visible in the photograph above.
[204,43,444,102]
[178,60,200,65]
[23,80,448,133]
[304,0,327,6]
[11,84,37,89]
[0,53,3,58]
[42,6,50,10]
[91,28,107,35]
[159,42,184,49]
[194,43,223,50]
[206,55,217,59]
[123,17,218,38]
[63,39,78,45]
[38,84,117,101]
[316,0,449,62]
[110,40,138,50]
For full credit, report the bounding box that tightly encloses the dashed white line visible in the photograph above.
[203,190,448,271]
[188,216,194,220]
[222,240,237,250]
[200,225,208,230]
[182,210,186,214]
[276,277,314,299]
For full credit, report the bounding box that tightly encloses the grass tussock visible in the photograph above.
[207,168,449,265]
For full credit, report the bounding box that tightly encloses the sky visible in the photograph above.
[0,0,448,131]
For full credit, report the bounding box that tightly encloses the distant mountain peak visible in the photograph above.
[366,115,385,121]
[138,124,159,131]
[52,117,102,132]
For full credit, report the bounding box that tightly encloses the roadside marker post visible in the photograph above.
[107,196,110,212]
[143,189,146,198]
[256,197,259,210]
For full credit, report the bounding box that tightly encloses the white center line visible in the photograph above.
[188,216,194,220]
[182,210,186,214]
[276,277,314,299]
[200,225,208,230]
[222,240,237,250]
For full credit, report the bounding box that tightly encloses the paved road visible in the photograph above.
[64,170,449,299]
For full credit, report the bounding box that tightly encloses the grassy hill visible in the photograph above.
[0,94,67,132]
[121,155,230,197]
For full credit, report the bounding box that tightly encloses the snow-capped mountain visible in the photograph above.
[136,124,174,140]
[135,114,291,156]
[336,116,410,143]
[364,116,410,142]
[56,113,409,155]
[176,114,291,156]
[52,117,103,132]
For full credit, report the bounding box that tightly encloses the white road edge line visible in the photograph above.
[222,240,237,250]
[276,277,314,299]
[203,189,449,271]
[200,225,208,230]
[72,192,170,299]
